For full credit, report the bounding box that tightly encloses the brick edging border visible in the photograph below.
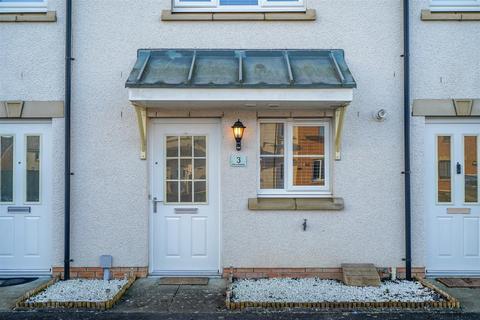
[52,266,148,279]
[225,276,460,310]
[15,277,136,310]
[223,267,426,280]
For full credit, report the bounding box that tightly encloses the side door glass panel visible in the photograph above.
[25,135,40,203]
[0,136,14,203]
[437,135,452,203]
[464,135,478,203]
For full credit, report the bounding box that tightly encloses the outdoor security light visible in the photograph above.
[232,119,246,151]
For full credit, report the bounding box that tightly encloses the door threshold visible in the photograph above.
[0,270,52,277]
[149,271,221,278]
[426,270,480,278]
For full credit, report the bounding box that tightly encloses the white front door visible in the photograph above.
[426,121,480,275]
[150,119,220,275]
[0,122,52,275]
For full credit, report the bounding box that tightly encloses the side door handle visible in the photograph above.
[153,197,162,213]
[456,162,462,174]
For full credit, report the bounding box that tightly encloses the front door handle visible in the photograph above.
[456,162,462,174]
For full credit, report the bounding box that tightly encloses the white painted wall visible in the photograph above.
[2,0,477,270]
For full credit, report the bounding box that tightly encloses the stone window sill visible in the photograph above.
[421,9,480,21]
[248,197,344,211]
[161,9,316,21]
[0,11,56,22]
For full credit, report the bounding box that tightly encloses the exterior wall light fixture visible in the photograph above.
[231,119,246,151]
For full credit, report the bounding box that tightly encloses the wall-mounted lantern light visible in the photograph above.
[231,119,246,151]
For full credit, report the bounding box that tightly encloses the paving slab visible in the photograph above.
[0,278,49,311]
[425,278,480,313]
[113,277,227,313]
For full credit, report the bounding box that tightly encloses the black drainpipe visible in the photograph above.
[403,0,412,281]
[64,0,72,280]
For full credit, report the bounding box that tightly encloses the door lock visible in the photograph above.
[456,162,462,174]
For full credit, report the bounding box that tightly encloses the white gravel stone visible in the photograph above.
[28,279,129,303]
[232,278,442,303]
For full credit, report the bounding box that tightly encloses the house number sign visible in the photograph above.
[230,154,247,167]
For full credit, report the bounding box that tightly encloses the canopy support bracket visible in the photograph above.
[334,106,346,160]
[133,104,147,160]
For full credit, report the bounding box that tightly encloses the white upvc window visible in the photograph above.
[430,0,480,12]
[173,0,306,13]
[0,0,47,13]
[258,119,331,197]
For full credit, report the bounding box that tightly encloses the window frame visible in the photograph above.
[0,0,48,13]
[430,0,480,12]
[257,119,331,197]
[172,0,306,13]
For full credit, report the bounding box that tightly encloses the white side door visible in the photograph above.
[150,119,220,275]
[0,122,52,275]
[426,122,480,275]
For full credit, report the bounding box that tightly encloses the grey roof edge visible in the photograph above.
[125,48,357,89]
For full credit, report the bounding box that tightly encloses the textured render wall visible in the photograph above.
[0,0,66,266]
[410,0,480,268]
[2,0,413,268]
[66,0,407,268]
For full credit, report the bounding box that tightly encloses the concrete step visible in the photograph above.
[341,263,381,287]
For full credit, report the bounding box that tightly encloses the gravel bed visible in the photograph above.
[28,279,129,303]
[232,278,443,303]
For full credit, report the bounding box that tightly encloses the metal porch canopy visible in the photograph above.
[125,49,357,159]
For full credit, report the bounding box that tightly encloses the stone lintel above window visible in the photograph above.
[248,197,344,211]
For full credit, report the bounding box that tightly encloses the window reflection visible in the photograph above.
[165,135,207,203]
[0,136,14,203]
[437,136,452,203]
[464,136,478,203]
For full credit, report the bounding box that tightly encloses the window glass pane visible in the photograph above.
[465,136,478,203]
[437,136,452,203]
[166,159,178,180]
[165,135,207,203]
[194,136,206,157]
[180,159,192,180]
[260,157,284,189]
[260,123,284,155]
[194,181,206,203]
[180,181,192,202]
[220,0,258,5]
[166,136,178,157]
[293,158,324,186]
[26,135,40,202]
[180,136,192,157]
[293,126,324,156]
[194,159,206,180]
[0,136,14,202]
[166,181,179,203]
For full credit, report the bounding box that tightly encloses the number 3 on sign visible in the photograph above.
[230,154,247,167]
